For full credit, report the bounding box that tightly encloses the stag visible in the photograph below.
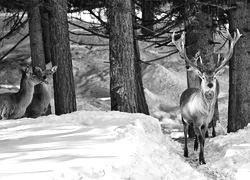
[172,29,241,164]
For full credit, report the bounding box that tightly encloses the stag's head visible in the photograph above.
[172,29,242,101]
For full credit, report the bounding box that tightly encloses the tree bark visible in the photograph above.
[228,0,250,133]
[133,31,150,114]
[47,0,77,115]
[28,0,46,69]
[141,0,154,36]
[109,0,149,114]
[40,3,52,65]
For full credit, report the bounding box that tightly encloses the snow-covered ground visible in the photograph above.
[0,110,249,180]
[1,11,250,180]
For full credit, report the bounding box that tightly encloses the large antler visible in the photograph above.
[215,28,242,73]
[172,31,201,72]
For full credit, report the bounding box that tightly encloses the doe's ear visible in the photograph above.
[34,66,43,75]
[51,66,58,73]
[24,65,32,75]
[34,66,43,72]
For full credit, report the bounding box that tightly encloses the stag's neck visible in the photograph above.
[15,77,35,107]
[197,90,217,113]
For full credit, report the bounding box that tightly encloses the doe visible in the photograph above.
[24,66,58,118]
[0,66,44,120]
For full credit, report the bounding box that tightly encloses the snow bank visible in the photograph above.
[0,111,206,180]
[206,125,250,180]
[143,63,186,105]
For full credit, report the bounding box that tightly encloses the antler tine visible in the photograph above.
[215,28,242,73]
[172,31,199,71]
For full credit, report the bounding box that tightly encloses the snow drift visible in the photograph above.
[0,111,206,180]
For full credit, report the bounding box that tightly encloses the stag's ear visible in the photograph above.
[187,65,203,78]
[215,68,225,77]
[196,70,204,79]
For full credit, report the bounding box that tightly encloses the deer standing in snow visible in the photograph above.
[24,66,58,118]
[172,29,241,164]
[0,66,44,120]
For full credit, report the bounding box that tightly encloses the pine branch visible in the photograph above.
[0,33,29,61]
[68,20,109,39]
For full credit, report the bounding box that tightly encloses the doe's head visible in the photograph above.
[33,66,58,84]
[21,65,45,85]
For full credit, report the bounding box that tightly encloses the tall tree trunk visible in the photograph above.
[40,3,51,65]
[47,0,77,115]
[228,0,250,133]
[28,0,45,69]
[141,0,154,36]
[133,31,149,114]
[40,2,52,115]
[109,0,149,114]
[185,11,219,138]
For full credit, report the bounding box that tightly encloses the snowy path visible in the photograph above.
[176,137,227,180]
[172,129,250,180]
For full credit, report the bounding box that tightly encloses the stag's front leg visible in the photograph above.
[198,135,206,164]
[198,127,207,165]
[182,118,189,157]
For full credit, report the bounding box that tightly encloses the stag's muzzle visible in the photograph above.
[204,91,215,101]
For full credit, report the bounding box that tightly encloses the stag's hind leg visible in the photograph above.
[206,118,216,138]
[194,135,198,151]
[211,118,216,137]
[182,117,189,157]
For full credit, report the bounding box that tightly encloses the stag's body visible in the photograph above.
[24,66,57,118]
[172,28,241,164]
[180,87,217,126]
[0,66,44,120]
[180,81,219,164]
